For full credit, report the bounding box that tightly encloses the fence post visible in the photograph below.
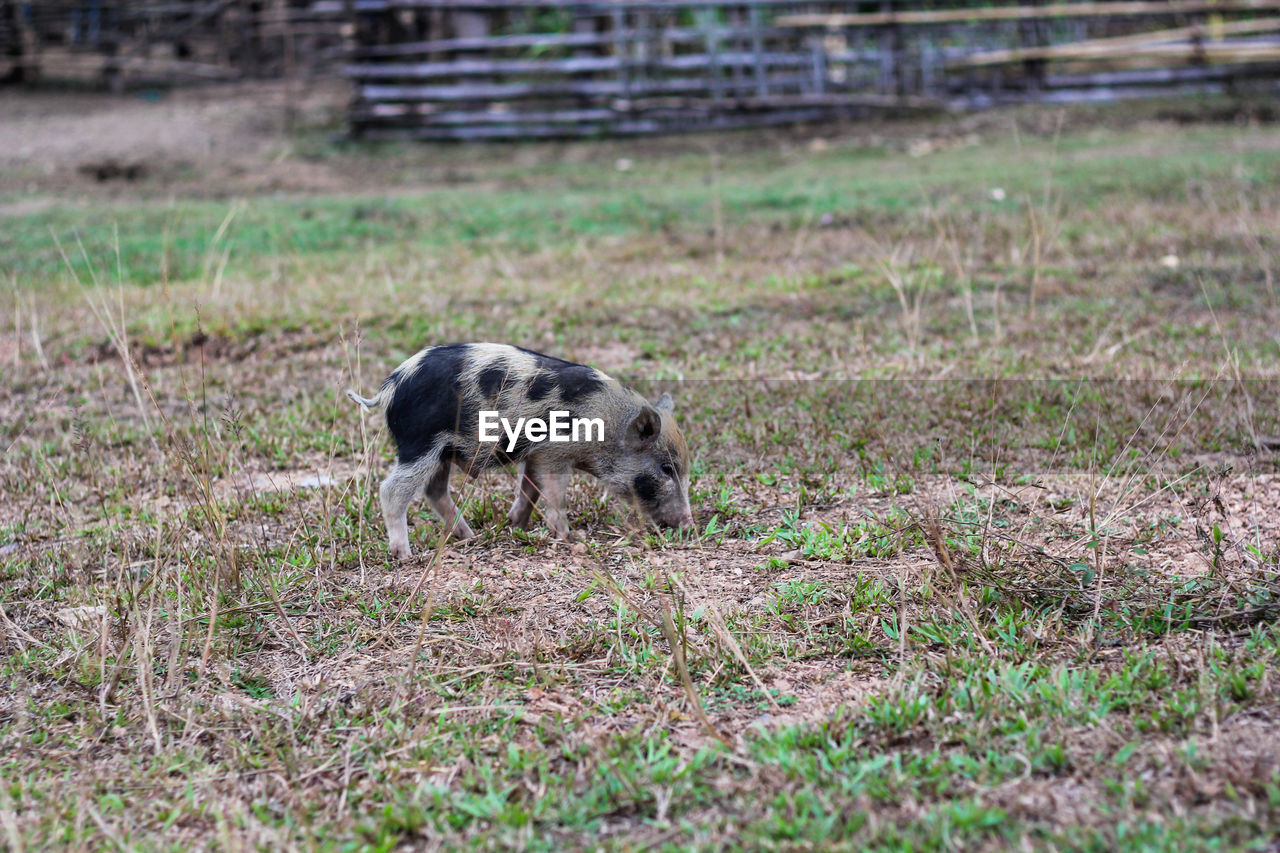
[1020,0,1049,94]
[705,9,722,104]
[878,0,903,97]
[809,31,827,94]
[750,5,767,96]
[613,4,629,105]
[17,0,40,83]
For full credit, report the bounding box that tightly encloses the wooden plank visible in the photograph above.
[350,24,799,59]
[1062,42,1280,63]
[953,16,1280,66]
[356,106,620,123]
[960,78,1243,106]
[625,91,941,109]
[355,30,612,57]
[777,1,1280,29]
[1043,61,1280,86]
[958,40,1280,71]
[345,50,824,80]
[358,73,818,102]
[353,92,904,112]
[354,106,850,140]
[320,0,873,12]
[662,51,812,70]
[347,51,819,79]
[348,55,620,77]
[355,104,880,139]
[355,92,941,118]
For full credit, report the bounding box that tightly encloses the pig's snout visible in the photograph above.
[660,508,695,531]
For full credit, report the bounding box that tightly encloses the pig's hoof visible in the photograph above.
[389,543,411,560]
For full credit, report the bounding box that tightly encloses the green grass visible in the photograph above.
[2,103,1280,850]
[6,123,1278,289]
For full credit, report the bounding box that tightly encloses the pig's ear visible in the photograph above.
[626,405,661,450]
[655,392,675,412]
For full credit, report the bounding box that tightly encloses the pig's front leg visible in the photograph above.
[508,460,540,530]
[532,464,573,540]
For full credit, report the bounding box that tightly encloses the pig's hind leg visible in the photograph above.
[378,454,474,559]
[379,459,428,560]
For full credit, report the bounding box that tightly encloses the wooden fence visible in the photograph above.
[5,2,1279,137]
[340,0,1280,139]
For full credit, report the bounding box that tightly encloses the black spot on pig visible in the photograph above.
[477,364,508,399]
[517,348,604,402]
[556,365,603,403]
[384,345,467,465]
[527,372,556,402]
[633,472,661,508]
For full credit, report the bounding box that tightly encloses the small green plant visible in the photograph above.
[759,509,922,560]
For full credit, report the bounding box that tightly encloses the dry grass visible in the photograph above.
[1,91,1280,850]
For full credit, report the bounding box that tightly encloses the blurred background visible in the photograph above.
[4,0,1280,139]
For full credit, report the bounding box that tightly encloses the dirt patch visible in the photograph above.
[0,80,349,197]
[78,326,335,368]
[235,457,368,499]
[77,159,150,183]
[5,80,1271,204]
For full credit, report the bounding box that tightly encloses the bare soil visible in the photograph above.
[0,80,352,200]
[2,83,1279,849]
[6,78,1253,205]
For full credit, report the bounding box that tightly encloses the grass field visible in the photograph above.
[2,95,1280,850]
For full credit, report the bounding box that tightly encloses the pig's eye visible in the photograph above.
[660,463,677,481]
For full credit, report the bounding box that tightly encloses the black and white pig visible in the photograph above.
[347,342,693,558]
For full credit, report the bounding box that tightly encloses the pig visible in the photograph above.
[347,342,693,558]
